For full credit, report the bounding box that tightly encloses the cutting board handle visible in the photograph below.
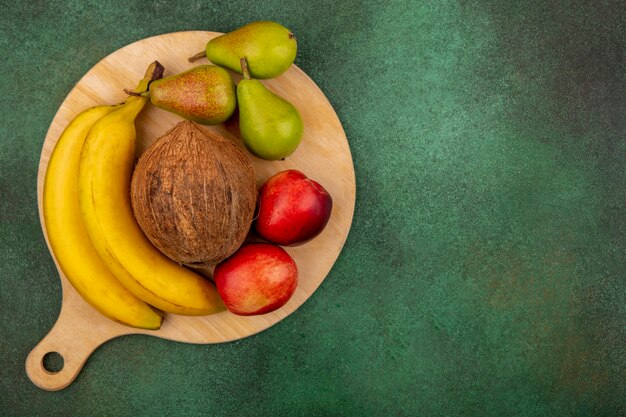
[25,291,127,391]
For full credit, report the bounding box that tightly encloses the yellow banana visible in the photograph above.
[78,63,225,316]
[44,104,163,329]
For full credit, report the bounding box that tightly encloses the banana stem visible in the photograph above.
[148,61,165,82]
[240,57,251,80]
[123,61,164,97]
[188,50,207,63]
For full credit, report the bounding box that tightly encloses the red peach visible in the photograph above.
[255,170,332,246]
[214,243,298,315]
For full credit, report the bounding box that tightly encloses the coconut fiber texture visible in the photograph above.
[0,1,624,416]
[131,121,256,267]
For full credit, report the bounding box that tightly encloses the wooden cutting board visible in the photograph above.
[25,31,355,391]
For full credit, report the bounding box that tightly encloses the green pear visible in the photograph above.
[147,65,236,125]
[237,58,303,160]
[190,21,297,79]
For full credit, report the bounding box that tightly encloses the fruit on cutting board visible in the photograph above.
[255,170,333,246]
[190,21,297,79]
[78,63,224,316]
[131,121,257,268]
[237,58,303,160]
[214,244,298,315]
[42,22,326,323]
[141,65,236,125]
[44,103,163,330]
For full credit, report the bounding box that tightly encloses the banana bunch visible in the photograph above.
[44,62,224,329]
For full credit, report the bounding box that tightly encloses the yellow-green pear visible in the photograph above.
[190,21,297,79]
[237,58,303,160]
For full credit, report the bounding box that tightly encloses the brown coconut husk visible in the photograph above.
[131,121,257,268]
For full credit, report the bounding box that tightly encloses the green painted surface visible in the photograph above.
[1,1,624,415]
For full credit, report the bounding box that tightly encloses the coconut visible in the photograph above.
[131,121,257,268]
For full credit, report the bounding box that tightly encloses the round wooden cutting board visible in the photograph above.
[26,31,355,391]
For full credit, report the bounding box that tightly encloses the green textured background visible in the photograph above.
[1,1,624,416]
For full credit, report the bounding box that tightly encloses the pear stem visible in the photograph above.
[240,57,251,80]
[188,50,207,63]
[124,89,151,97]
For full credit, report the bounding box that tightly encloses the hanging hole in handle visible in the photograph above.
[42,352,64,374]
